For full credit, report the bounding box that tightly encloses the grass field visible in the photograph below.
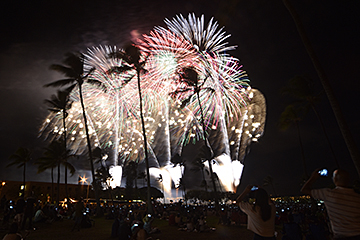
[0,215,267,240]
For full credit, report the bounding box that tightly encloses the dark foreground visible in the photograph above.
[0,216,276,240]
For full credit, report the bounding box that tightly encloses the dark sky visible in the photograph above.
[0,0,359,196]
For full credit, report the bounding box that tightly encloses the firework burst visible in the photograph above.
[40,13,266,194]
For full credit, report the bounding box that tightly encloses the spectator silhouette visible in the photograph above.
[301,169,360,239]
[22,192,36,230]
[237,185,276,240]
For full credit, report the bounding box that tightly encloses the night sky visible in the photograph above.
[0,0,359,196]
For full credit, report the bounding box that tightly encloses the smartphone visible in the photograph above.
[251,186,258,191]
[318,169,328,176]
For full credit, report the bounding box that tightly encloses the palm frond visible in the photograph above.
[43,78,76,88]
[106,66,133,75]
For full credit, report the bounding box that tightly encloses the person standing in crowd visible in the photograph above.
[72,198,85,231]
[14,197,25,227]
[119,217,132,240]
[22,192,36,230]
[237,185,276,240]
[301,169,360,240]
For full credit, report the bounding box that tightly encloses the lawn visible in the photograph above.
[0,216,265,240]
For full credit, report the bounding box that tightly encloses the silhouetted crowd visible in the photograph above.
[0,177,357,240]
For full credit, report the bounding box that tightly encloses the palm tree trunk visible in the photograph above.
[57,162,60,205]
[78,83,101,212]
[136,69,152,214]
[196,90,219,211]
[23,163,26,197]
[107,184,114,206]
[283,0,360,177]
[201,167,208,192]
[62,111,69,200]
[196,91,218,194]
[51,168,54,203]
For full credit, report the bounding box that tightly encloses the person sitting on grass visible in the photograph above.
[33,206,48,223]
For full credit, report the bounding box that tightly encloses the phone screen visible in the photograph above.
[319,169,328,176]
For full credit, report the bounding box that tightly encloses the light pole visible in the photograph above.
[0,181,5,198]
[79,175,90,203]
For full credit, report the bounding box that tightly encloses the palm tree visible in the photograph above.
[171,67,218,195]
[191,155,209,192]
[108,44,152,213]
[44,52,102,208]
[93,147,114,204]
[8,147,32,197]
[36,154,57,203]
[94,165,114,205]
[37,140,75,204]
[279,104,308,178]
[137,171,147,189]
[282,0,360,176]
[44,90,73,200]
[281,76,339,168]
[124,161,137,200]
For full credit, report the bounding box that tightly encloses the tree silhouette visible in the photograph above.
[44,52,102,209]
[108,44,153,213]
[44,89,73,200]
[171,67,218,196]
[8,147,31,197]
[191,155,209,192]
[124,161,138,200]
[37,140,75,204]
[279,104,308,178]
[36,154,56,203]
[281,75,339,168]
[283,0,360,176]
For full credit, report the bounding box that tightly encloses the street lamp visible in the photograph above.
[0,181,5,197]
[79,175,90,203]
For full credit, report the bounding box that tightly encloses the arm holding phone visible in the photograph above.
[301,168,324,196]
[236,185,256,203]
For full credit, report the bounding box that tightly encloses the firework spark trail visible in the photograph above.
[41,45,202,167]
[176,53,250,129]
[140,24,250,136]
[139,28,200,96]
[161,14,236,54]
[83,46,139,166]
[40,13,266,195]
[147,13,265,191]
